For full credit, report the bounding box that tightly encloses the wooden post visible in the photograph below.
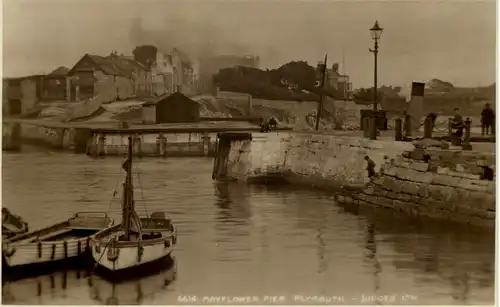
[363,117,370,138]
[157,133,166,156]
[424,117,433,139]
[60,128,67,149]
[162,136,168,157]
[202,131,210,157]
[86,132,95,155]
[462,118,472,150]
[369,117,377,140]
[394,118,403,141]
[212,137,221,180]
[98,134,106,156]
[134,135,142,157]
[156,135,161,156]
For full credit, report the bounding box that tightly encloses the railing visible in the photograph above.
[388,115,481,150]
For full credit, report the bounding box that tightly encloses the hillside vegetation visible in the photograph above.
[212,61,341,101]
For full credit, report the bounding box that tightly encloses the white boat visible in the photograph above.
[91,136,177,275]
[2,212,113,269]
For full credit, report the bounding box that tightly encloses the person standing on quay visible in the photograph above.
[365,155,376,178]
[481,103,495,135]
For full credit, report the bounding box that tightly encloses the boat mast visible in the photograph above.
[122,135,134,240]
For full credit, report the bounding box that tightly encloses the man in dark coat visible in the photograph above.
[481,103,495,135]
[364,155,376,178]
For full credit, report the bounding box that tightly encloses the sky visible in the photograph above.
[2,0,496,89]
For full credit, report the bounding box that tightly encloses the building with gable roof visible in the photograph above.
[67,52,152,102]
[142,91,200,124]
[3,74,44,115]
[42,66,69,101]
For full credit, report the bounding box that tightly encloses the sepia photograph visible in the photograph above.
[1,0,496,305]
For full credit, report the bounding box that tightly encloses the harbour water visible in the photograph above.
[2,149,495,305]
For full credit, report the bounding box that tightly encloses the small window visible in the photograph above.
[55,80,61,85]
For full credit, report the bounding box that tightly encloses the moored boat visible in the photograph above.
[91,136,177,277]
[2,208,29,239]
[88,256,177,304]
[2,212,113,271]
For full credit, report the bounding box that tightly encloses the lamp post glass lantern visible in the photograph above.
[369,20,383,113]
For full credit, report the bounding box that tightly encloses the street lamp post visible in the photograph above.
[368,21,383,140]
[369,20,383,112]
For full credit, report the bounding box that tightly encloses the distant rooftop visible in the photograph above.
[48,66,70,77]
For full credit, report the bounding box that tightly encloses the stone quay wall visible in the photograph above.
[224,132,414,188]
[337,146,496,228]
[219,132,495,227]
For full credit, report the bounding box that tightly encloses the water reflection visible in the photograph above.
[2,153,495,304]
[88,258,177,305]
[336,193,495,304]
[364,223,382,297]
[2,269,89,304]
[213,183,253,262]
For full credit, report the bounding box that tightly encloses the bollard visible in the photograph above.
[423,117,433,139]
[363,117,370,138]
[369,117,377,140]
[462,118,472,150]
[394,118,403,141]
[404,114,412,137]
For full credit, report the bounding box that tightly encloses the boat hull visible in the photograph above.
[93,254,175,282]
[3,212,113,271]
[92,234,174,272]
[3,238,92,268]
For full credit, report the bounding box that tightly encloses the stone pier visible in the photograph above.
[213,132,496,227]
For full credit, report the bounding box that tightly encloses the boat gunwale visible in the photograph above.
[4,213,114,246]
[92,225,177,248]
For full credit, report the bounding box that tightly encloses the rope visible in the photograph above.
[135,164,156,229]
[134,161,150,219]
[404,115,451,133]
[106,169,122,214]
[89,235,115,276]
[105,146,130,215]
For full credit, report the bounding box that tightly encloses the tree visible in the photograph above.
[428,78,455,92]
[212,61,342,101]
[132,45,158,68]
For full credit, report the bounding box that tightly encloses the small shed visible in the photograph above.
[142,92,200,124]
